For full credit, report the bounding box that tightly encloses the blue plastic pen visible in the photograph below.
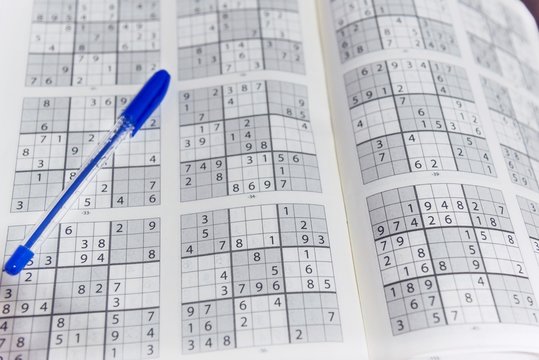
[4,70,171,276]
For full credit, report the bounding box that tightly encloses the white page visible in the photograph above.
[317,0,539,358]
[0,0,368,359]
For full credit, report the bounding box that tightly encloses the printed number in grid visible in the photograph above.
[177,0,304,80]
[459,0,539,96]
[330,0,460,63]
[179,80,321,201]
[27,0,160,86]
[12,95,160,212]
[0,218,160,360]
[481,77,539,192]
[344,58,495,184]
[181,204,342,353]
[367,184,539,335]
[517,196,539,265]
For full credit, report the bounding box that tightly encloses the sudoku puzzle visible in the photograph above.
[12,95,160,212]
[177,0,304,80]
[180,204,342,353]
[330,0,460,62]
[517,196,539,265]
[27,0,160,86]
[0,218,160,359]
[481,76,539,192]
[368,184,539,335]
[459,0,539,96]
[344,58,495,184]
[179,80,321,200]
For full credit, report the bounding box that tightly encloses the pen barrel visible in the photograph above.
[6,70,170,275]
[23,117,133,251]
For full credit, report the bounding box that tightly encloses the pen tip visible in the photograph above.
[4,245,34,276]
[4,264,20,276]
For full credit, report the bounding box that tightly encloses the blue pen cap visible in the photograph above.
[4,245,35,276]
[122,69,171,136]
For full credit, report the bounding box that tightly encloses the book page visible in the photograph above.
[0,0,368,359]
[317,0,539,358]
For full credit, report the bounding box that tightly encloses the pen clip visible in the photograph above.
[122,69,171,136]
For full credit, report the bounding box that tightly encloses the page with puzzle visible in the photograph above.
[318,0,539,358]
[3,0,539,359]
[0,0,368,359]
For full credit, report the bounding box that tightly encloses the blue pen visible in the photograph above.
[4,70,171,276]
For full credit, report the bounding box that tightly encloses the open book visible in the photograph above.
[1,0,539,358]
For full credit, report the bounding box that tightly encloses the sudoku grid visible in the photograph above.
[517,196,539,265]
[330,0,460,63]
[27,0,160,87]
[0,218,160,359]
[459,0,539,96]
[480,76,539,192]
[180,204,342,353]
[367,184,539,335]
[344,58,495,184]
[12,95,160,212]
[176,0,304,80]
[179,80,321,201]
